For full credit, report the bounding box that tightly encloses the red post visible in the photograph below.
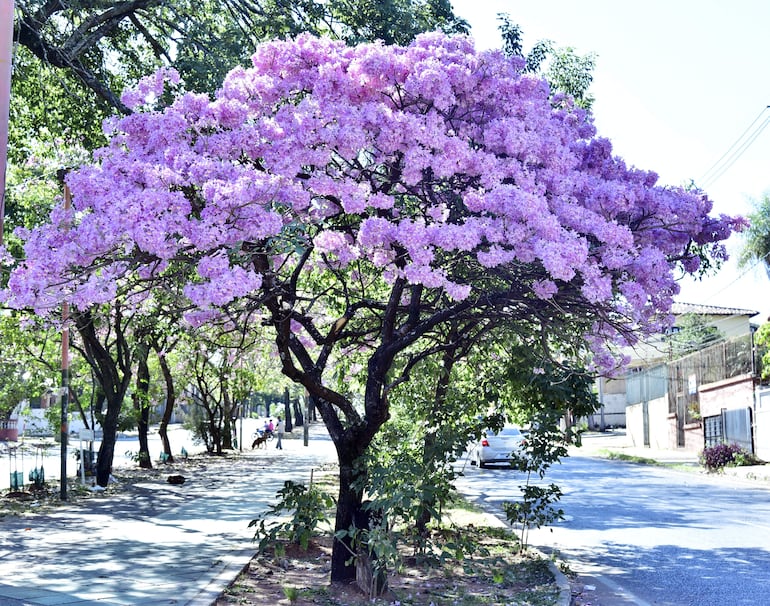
[60,181,71,500]
[0,0,14,244]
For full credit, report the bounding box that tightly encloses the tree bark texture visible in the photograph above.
[155,346,176,462]
[73,309,132,487]
[134,344,152,469]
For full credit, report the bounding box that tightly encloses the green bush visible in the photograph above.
[700,443,758,471]
[250,480,335,551]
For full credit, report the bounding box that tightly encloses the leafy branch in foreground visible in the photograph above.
[250,480,335,552]
[504,412,570,550]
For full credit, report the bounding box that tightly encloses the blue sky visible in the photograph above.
[451,0,770,323]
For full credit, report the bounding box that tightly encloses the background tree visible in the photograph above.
[495,344,598,426]
[739,193,770,274]
[0,313,57,421]
[69,305,135,486]
[177,321,261,454]
[132,340,153,468]
[183,344,232,454]
[667,312,725,358]
[0,311,99,433]
[753,322,770,382]
[497,12,595,109]
[148,316,183,461]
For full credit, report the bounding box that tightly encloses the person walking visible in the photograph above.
[275,417,285,450]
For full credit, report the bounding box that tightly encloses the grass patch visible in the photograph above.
[602,450,663,466]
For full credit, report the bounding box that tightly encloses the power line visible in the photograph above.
[698,105,770,189]
[701,115,770,189]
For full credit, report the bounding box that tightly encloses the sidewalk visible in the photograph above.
[571,429,770,484]
[0,423,337,606]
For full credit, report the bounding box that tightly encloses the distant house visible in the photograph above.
[591,302,759,431]
[622,303,762,454]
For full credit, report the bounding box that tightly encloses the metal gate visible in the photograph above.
[704,414,723,448]
[703,408,753,453]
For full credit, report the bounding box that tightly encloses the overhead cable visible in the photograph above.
[699,105,770,189]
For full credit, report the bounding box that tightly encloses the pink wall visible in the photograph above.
[699,375,754,418]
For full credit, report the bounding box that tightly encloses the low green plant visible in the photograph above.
[281,586,299,602]
[123,450,150,465]
[605,451,662,465]
[732,449,760,467]
[249,480,335,552]
[503,411,567,550]
[334,503,394,600]
[503,483,564,548]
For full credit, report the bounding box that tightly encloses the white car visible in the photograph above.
[469,425,525,468]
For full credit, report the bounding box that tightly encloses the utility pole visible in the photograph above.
[0,0,15,243]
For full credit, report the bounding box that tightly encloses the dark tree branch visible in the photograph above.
[128,13,170,61]
[16,14,132,112]
[16,1,164,113]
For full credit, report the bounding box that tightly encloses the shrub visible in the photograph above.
[700,443,758,471]
[250,480,335,551]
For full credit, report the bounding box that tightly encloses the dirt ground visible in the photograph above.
[215,531,563,606]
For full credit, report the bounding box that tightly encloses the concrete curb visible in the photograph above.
[189,548,256,606]
[546,559,573,606]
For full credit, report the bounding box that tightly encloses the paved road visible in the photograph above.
[0,423,337,606]
[455,443,770,606]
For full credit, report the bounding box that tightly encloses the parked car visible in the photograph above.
[469,425,525,468]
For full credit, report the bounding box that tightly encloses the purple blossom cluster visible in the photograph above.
[1,33,744,371]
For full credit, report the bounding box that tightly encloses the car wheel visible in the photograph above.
[477,454,486,469]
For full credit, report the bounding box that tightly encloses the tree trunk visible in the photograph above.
[96,393,121,486]
[222,390,234,451]
[134,345,152,469]
[156,348,176,462]
[214,400,224,454]
[283,387,293,432]
[293,398,304,427]
[137,400,152,468]
[73,309,132,488]
[71,390,91,429]
[209,405,222,454]
[331,450,365,584]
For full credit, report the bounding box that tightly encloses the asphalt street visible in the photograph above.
[456,432,770,606]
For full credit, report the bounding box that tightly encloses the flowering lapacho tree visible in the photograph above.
[2,33,742,581]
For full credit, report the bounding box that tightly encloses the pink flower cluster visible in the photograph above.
[2,33,744,370]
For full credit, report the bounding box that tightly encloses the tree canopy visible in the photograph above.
[668,312,725,358]
[4,34,740,363]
